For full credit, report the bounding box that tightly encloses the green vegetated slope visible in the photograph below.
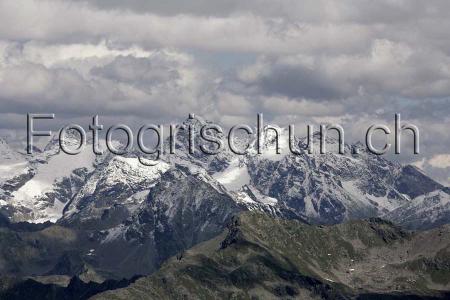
[92,211,450,300]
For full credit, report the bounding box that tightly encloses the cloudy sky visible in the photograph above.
[0,0,449,184]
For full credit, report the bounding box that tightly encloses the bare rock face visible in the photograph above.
[386,188,450,230]
[395,165,443,199]
[92,212,450,300]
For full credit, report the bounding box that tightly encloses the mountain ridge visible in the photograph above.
[91,211,450,300]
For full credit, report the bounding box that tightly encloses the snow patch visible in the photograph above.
[11,148,96,223]
[342,180,399,211]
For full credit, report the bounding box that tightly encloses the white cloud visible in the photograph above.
[429,154,450,169]
[0,42,217,121]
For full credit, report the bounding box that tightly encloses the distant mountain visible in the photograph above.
[386,188,450,230]
[91,212,450,300]
[60,167,245,278]
[0,133,98,223]
[0,137,29,191]
[0,167,247,279]
[0,138,24,163]
[0,117,445,228]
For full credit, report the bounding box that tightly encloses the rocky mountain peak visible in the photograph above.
[0,137,23,161]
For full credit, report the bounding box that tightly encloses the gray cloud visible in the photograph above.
[237,41,450,101]
[1,0,448,55]
[0,45,217,120]
[258,63,347,100]
[91,55,181,90]
[76,0,450,25]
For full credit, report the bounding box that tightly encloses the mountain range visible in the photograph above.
[0,116,448,299]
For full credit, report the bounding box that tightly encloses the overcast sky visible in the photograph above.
[0,0,448,184]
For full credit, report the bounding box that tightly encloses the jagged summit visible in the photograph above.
[43,128,94,155]
[0,116,447,231]
[180,114,209,127]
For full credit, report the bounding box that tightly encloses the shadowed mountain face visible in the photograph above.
[394,165,443,199]
[0,275,140,300]
[0,168,244,280]
[92,212,450,300]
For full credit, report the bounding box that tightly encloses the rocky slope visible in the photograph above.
[0,168,246,279]
[0,134,98,223]
[92,212,450,300]
[244,133,442,225]
[386,188,450,230]
[0,137,31,208]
